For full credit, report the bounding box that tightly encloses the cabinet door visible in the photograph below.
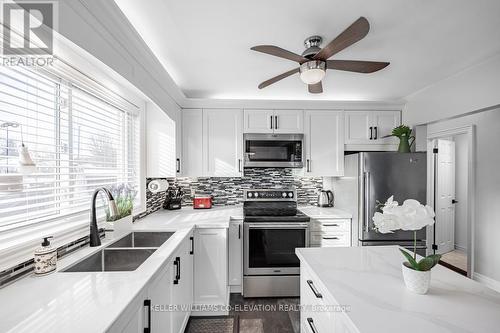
[146,102,177,177]
[181,109,203,176]
[148,263,173,332]
[171,235,194,333]
[344,111,371,144]
[109,291,147,333]
[304,110,344,176]
[228,220,243,286]
[273,109,303,133]
[194,228,228,306]
[372,111,401,144]
[203,109,243,177]
[243,109,274,133]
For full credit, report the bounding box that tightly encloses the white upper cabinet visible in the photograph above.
[273,109,303,133]
[203,109,243,177]
[304,110,344,176]
[181,109,203,177]
[371,111,401,144]
[344,111,371,144]
[244,109,303,133]
[244,109,274,133]
[344,110,401,148]
[146,102,177,177]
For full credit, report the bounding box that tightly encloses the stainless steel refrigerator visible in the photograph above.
[332,152,427,255]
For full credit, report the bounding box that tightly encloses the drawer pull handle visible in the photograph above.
[306,280,322,298]
[307,318,319,333]
[322,237,339,240]
[323,223,339,227]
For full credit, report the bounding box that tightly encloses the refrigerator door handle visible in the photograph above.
[364,171,371,233]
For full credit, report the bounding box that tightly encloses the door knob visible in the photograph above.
[452,199,458,204]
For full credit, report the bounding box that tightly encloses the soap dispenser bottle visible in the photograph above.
[34,236,57,276]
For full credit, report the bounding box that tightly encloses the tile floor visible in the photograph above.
[185,294,300,333]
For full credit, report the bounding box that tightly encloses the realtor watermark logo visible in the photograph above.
[1,0,57,66]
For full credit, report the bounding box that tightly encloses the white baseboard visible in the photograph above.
[454,245,467,252]
[473,272,500,293]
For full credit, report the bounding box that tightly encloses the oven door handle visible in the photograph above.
[245,223,309,228]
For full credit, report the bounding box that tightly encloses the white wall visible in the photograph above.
[403,53,500,126]
[403,49,500,284]
[454,134,468,252]
[58,0,182,121]
[427,108,500,284]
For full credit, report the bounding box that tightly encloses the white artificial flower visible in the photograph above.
[373,196,435,232]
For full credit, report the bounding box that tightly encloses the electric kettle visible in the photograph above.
[317,190,334,207]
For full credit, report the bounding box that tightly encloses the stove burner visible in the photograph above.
[243,188,310,223]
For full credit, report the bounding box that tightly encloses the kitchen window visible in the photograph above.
[0,65,142,236]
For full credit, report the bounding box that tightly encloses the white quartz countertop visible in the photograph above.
[296,246,500,333]
[298,206,352,219]
[0,205,243,333]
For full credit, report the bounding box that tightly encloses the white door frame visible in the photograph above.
[426,125,475,277]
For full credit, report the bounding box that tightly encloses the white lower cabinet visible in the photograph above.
[109,290,147,333]
[309,218,351,247]
[301,264,357,333]
[228,220,243,290]
[170,232,194,333]
[109,234,194,333]
[193,228,228,315]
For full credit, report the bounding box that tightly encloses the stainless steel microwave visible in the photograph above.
[243,133,304,168]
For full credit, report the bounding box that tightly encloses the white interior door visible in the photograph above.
[436,139,456,254]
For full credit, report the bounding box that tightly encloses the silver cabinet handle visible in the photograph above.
[374,126,378,140]
[306,280,322,298]
[270,116,273,129]
[176,158,181,173]
[238,159,242,173]
[323,224,339,227]
[275,115,278,129]
[306,159,311,172]
[307,318,319,333]
[322,237,339,240]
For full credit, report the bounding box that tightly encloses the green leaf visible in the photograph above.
[391,125,412,138]
[417,254,441,271]
[400,249,419,270]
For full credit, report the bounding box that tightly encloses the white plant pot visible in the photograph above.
[106,215,133,233]
[402,263,431,294]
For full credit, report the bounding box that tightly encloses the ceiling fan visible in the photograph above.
[251,17,389,94]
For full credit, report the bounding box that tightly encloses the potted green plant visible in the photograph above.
[105,184,136,232]
[389,125,415,153]
[373,196,441,294]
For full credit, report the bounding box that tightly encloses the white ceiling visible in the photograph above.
[114,0,500,101]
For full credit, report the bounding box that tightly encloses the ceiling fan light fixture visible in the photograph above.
[299,60,326,85]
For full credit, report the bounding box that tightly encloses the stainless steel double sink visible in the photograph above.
[62,232,174,273]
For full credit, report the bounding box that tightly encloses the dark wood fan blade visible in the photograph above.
[308,81,323,94]
[251,45,308,63]
[258,68,299,89]
[313,17,370,60]
[327,60,389,73]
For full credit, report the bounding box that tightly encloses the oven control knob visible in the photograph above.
[288,192,294,198]
[254,192,259,198]
[247,192,253,198]
[282,192,287,198]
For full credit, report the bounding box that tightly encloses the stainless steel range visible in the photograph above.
[243,188,310,298]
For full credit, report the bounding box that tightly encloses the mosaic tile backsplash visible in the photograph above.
[145,168,324,216]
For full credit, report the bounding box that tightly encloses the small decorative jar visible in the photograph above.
[402,263,431,294]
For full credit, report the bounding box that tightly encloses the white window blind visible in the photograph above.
[0,66,141,232]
